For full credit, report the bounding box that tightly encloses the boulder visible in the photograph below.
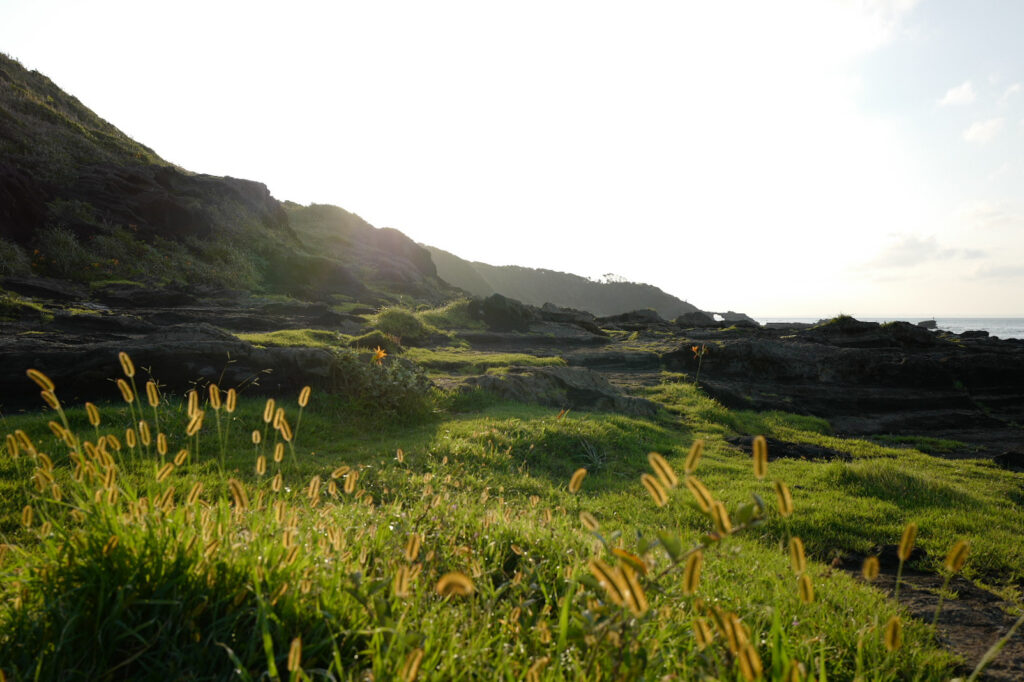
[469,294,537,332]
[675,311,717,327]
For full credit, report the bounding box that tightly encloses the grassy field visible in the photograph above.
[1,354,1021,680]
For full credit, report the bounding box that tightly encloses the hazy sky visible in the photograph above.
[2,0,1022,316]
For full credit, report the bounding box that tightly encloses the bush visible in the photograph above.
[0,238,31,276]
[330,348,434,417]
[349,330,401,354]
[373,307,427,345]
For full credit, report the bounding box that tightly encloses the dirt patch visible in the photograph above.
[726,435,852,462]
[838,552,1024,681]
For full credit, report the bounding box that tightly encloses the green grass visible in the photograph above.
[2,360,1021,680]
[236,328,350,349]
[404,347,566,374]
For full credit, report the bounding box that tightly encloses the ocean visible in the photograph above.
[753,317,1024,340]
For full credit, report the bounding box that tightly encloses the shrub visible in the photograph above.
[373,306,427,345]
[0,238,31,276]
[330,348,434,417]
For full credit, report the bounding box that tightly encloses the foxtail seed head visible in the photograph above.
[41,390,60,411]
[588,558,626,606]
[684,439,704,474]
[26,368,55,392]
[118,351,135,378]
[944,539,969,573]
[298,385,311,408]
[711,501,732,534]
[682,550,703,595]
[568,468,587,493]
[884,616,902,651]
[579,511,599,531]
[738,643,764,682]
[774,480,794,517]
[789,537,807,574]
[693,617,714,649]
[208,384,221,410]
[400,648,424,682]
[898,522,918,562]
[85,401,101,427]
[263,398,275,423]
[647,451,679,489]
[225,388,237,413]
[640,473,669,507]
[146,381,159,407]
[862,556,880,581]
[405,533,422,562]
[684,476,713,513]
[287,637,302,673]
[752,435,768,479]
[435,572,474,596]
[116,379,133,404]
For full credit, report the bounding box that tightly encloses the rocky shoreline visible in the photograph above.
[3,280,1022,469]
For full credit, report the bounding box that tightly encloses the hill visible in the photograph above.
[0,52,449,304]
[426,244,701,318]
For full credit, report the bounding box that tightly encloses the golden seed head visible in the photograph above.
[579,511,600,531]
[256,455,267,476]
[278,417,293,443]
[21,504,33,528]
[41,390,60,411]
[157,433,168,456]
[187,481,203,505]
[272,472,283,493]
[738,643,764,682]
[789,536,807,574]
[331,465,350,479]
[344,471,359,494]
[588,559,626,606]
[26,368,56,392]
[116,378,133,404]
[174,449,189,466]
[138,420,151,446]
[274,442,285,463]
[752,435,768,479]
[186,411,204,437]
[884,615,902,651]
[227,478,249,512]
[944,539,969,573]
[187,390,199,418]
[711,501,732,535]
[774,480,794,518]
[682,550,703,596]
[435,571,475,596]
[84,402,101,427]
[252,429,261,445]
[647,451,679,489]
[146,381,159,407]
[396,448,405,463]
[125,428,137,449]
[405,533,422,562]
[568,468,587,493]
[208,384,221,410]
[118,351,135,378]
[693,617,714,649]
[898,522,918,562]
[400,648,424,682]
[684,439,704,475]
[862,555,880,581]
[620,563,649,616]
[225,388,237,413]
[684,476,713,513]
[263,398,275,423]
[640,473,669,507]
[298,385,311,408]
[798,573,814,604]
[156,462,174,482]
[287,636,302,672]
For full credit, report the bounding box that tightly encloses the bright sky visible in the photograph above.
[2,0,1022,316]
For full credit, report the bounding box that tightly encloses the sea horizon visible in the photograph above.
[751,316,1024,340]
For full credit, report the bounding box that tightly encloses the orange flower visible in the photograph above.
[372,346,388,365]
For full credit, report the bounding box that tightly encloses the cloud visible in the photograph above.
[1001,83,1022,103]
[973,264,1024,280]
[956,199,1023,229]
[866,235,987,269]
[939,81,975,106]
[963,117,1005,143]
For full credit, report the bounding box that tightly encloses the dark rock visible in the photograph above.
[597,309,666,327]
[718,311,760,327]
[675,311,718,327]
[93,283,198,307]
[0,163,51,244]
[961,330,989,339]
[463,366,659,417]
[469,294,537,332]
[725,435,851,462]
[539,303,607,336]
[567,351,661,371]
[992,451,1024,471]
[917,319,937,329]
[2,276,89,302]
[50,311,157,335]
[871,544,928,568]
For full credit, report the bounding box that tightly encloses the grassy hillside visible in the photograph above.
[1,347,1020,680]
[426,244,701,318]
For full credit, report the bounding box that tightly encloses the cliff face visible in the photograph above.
[425,245,700,318]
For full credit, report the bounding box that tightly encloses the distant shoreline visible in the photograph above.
[753,316,1024,340]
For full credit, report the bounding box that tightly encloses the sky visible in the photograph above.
[1,0,1022,316]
